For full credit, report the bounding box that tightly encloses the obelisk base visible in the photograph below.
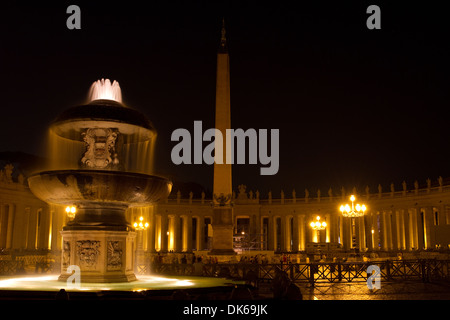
[209,207,236,255]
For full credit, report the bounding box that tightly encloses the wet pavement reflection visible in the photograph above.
[300,280,450,300]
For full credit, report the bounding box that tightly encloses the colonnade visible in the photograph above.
[2,184,450,255]
[132,201,450,253]
[0,202,51,251]
[128,206,213,253]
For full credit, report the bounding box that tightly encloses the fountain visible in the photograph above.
[28,79,172,283]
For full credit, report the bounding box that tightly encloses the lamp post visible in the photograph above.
[339,195,367,250]
[309,216,327,242]
[133,216,149,250]
[133,216,149,274]
[339,195,366,218]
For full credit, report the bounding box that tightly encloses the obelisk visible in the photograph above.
[209,19,235,255]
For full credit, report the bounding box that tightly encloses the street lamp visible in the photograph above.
[310,216,327,230]
[310,216,327,242]
[339,195,367,250]
[133,216,149,230]
[339,195,366,218]
[65,205,76,220]
[133,216,149,274]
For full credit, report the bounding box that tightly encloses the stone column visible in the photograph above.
[367,212,374,250]
[358,215,366,251]
[391,210,399,250]
[160,214,168,252]
[387,211,394,250]
[380,211,388,250]
[403,209,411,250]
[423,207,435,249]
[147,208,156,252]
[439,205,447,226]
[280,215,287,251]
[0,205,8,248]
[416,208,425,250]
[298,215,305,251]
[255,214,262,250]
[408,208,417,250]
[342,217,351,250]
[373,212,381,250]
[397,209,405,250]
[292,214,299,251]
[305,215,313,244]
[186,216,193,252]
[267,215,274,251]
[198,217,205,251]
[338,215,344,247]
[6,204,15,249]
[173,215,181,252]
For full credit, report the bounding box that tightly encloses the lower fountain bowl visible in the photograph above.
[28,169,173,207]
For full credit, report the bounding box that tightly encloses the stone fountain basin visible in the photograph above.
[28,169,172,207]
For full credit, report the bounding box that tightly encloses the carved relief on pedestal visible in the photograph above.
[76,240,100,269]
[62,241,71,268]
[107,241,123,271]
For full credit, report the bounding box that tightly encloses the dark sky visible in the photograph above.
[1,1,449,197]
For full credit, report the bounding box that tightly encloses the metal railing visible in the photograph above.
[148,259,450,287]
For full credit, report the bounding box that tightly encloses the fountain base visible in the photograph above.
[59,230,136,283]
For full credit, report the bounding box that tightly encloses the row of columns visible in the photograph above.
[130,204,450,253]
[129,207,212,253]
[258,205,448,252]
[0,203,51,251]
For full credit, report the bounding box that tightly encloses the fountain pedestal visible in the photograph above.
[59,230,136,283]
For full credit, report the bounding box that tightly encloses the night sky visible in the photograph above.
[1,1,449,198]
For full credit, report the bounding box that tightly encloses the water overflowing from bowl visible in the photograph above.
[88,78,122,103]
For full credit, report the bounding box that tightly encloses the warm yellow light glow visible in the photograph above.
[340,205,345,212]
[133,222,138,228]
[362,204,367,212]
[65,206,76,219]
[310,215,327,231]
[345,204,351,212]
[371,229,375,234]
[139,222,143,228]
[139,216,144,221]
[144,222,149,228]
[356,204,361,211]
[350,195,356,202]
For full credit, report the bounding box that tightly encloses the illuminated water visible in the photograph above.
[88,78,122,102]
[0,275,240,292]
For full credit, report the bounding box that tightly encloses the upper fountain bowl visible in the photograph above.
[50,99,156,143]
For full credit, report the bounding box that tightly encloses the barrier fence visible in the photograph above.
[1,255,449,288]
[149,259,450,287]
